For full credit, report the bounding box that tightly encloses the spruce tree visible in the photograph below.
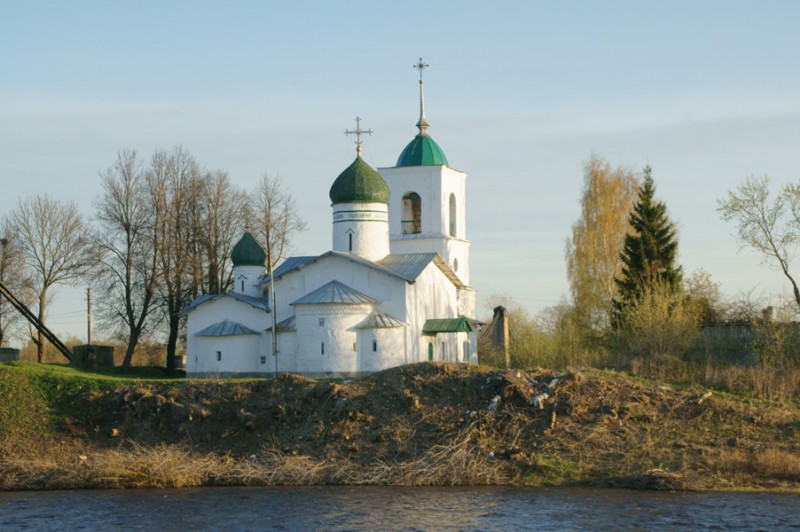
[614,166,682,317]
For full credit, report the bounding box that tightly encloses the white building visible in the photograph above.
[183,70,479,377]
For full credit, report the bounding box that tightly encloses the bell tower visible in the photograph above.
[379,58,471,285]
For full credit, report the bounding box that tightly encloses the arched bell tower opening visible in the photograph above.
[402,192,422,234]
[449,193,457,237]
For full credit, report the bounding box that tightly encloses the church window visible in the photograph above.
[449,193,457,237]
[319,317,325,326]
[453,258,459,272]
[402,192,422,234]
[260,356,267,364]
[216,351,222,361]
[348,233,353,251]
[353,342,357,352]
[463,341,469,363]
[427,342,433,361]
[372,340,378,352]
[241,280,245,292]
[441,341,446,361]
[321,343,325,355]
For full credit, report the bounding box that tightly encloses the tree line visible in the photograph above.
[483,154,800,401]
[0,147,305,371]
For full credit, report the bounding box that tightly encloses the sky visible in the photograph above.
[2,0,800,342]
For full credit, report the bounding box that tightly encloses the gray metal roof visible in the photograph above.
[377,253,439,282]
[260,256,317,285]
[265,315,296,332]
[291,280,377,305]
[180,292,271,315]
[196,320,260,337]
[262,251,464,289]
[356,311,407,329]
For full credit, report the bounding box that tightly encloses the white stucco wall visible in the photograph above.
[185,296,270,376]
[331,201,390,261]
[294,304,372,374]
[379,165,471,285]
[234,265,266,297]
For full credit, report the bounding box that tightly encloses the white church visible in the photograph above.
[183,63,479,377]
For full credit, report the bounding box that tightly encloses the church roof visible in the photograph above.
[180,292,271,315]
[196,319,260,337]
[396,135,449,167]
[263,251,464,289]
[265,315,296,332]
[231,232,267,267]
[329,155,390,204]
[291,280,377,305]
[356,311,407,329]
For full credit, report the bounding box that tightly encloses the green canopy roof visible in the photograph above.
[231,232,266,267]
[329,155,390,204]
[397,135,449,167]
[423,317,473,334]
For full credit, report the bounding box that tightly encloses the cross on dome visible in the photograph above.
[344,116,373,156]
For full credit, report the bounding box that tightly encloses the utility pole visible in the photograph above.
[86,287,92,346]
[0,238,7,348]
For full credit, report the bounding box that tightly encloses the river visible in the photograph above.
[1,486,798,531]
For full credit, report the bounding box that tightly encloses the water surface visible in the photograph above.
[1,486,798,531]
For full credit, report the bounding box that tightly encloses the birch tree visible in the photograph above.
[565,156,638,332]
[719,175,800,309]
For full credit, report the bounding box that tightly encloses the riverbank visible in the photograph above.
[1,361,798,491]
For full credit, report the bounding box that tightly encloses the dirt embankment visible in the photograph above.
[1,362,799,490]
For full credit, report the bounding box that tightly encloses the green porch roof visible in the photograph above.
[423,317,473,334]
[396,135,449,167]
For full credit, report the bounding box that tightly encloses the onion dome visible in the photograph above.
[397,135,449,166]
[231,232,266,266]
[329,156,390,204]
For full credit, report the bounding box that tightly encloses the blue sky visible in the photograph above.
[2,1,800,339]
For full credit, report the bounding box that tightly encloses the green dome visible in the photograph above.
[231,232,266,266]
[329,155,390,204]
[397,135,449,167]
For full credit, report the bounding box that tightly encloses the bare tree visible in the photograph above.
[0,220,32,347]
[565,155,638,332]
[9,196,93,362]
[249,173,307,272]
[718,175,800,309]
[196,170,248,294]
[93,149,161,371]
[149,146,201,373]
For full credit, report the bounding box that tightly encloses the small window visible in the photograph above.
[348,233,353,252]
[453,258,459,272]
[321,343,325,355]
[353,342,357,352]
[372,340,378,352]
[441,342,446,360]
[241,280,245,292]
[319,317,325,326]
[260,356,267,364]
[216,351,222,361]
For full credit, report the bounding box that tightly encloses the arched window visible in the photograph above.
[402,192,422,234]
[449,193,457,237]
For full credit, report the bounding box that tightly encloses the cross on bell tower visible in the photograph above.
[413,58,430,136]
[344,116,373,156]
